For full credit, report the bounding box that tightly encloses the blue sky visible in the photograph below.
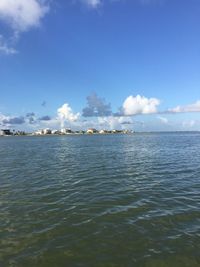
[0,0,200,131]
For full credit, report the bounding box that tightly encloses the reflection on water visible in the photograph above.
[0,133,200,267]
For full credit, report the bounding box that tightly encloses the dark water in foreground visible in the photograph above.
[0,133,200,267]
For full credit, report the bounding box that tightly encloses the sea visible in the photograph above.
[0,132,200,267]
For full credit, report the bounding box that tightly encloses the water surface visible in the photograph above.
[0,133,200,266]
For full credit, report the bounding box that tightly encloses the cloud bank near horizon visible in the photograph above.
[1,94,200,131]
[122,95,160,116]
[168,100,200,114]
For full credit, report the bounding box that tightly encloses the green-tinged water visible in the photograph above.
[0,133,200,267]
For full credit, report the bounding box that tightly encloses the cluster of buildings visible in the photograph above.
[0,128,133,136]
[0,129,26,136]
[33,128,133,135]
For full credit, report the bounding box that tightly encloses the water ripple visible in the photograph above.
[0,133,200,267]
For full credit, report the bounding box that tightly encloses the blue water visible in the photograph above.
[0,133,200,266]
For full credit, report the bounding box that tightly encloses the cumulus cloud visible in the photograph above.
[0,0,49,33]
[82,93,112,117]
[169,100,200,113]
[57,103,80,128]
[2,116,25,125]
[122,95,160,116]
[0,0,49,55]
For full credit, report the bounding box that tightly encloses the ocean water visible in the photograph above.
[0,133,200,267]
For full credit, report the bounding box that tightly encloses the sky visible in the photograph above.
[0,0,200,131]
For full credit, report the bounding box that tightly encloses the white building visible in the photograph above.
[34,130,43,135]
[52,129,60,135]
[43,128,51,135]
[61,128,72,134]
[0,129,12,136]
[34,129,51,135]
[87,128,98,134]
[99,129,108,134]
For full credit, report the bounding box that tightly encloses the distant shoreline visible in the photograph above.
[0,131,200,137]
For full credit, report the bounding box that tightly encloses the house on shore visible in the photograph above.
[43,128,52,135]
[87,128,98,134]
[34,128,51,135]
[61,128,73,134]
[0,129,12,136]
[99,129,109,134]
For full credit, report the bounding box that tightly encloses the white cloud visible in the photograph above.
[57,103,80,128]
[169,100,200,113]
[0,0,49,33]
[122,95,160,116]
[98,116,133,130]
[0,0,49,55]
[0,35,17,55]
